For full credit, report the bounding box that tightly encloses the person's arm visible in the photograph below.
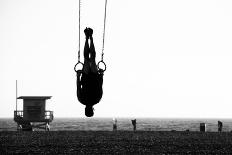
[98,69,104,86]
[76,70,83,102]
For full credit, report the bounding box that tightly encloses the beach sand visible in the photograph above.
[1,131,232,154]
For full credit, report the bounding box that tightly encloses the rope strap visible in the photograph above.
[101,0,107,61]
[78,0,81,62]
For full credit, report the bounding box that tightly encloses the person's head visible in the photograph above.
[85,106,94,117]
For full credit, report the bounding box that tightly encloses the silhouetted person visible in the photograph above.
[131,119,136,131]
[113,118,117,131]
[76,28,104,117]
[200,123,206,132]
[218,121,223,132]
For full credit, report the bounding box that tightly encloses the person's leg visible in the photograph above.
[84,37,90,60]
[83,28,91,74]
[89,29,98,73]
[89,36,96,60]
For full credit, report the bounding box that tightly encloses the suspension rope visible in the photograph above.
[74,0,83,72]
[78,0,81,63]
[101,0,107,61]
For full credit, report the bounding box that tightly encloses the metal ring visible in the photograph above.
[74,61,84,72]
[97,60,106,72]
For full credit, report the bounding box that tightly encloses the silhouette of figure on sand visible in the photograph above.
[131,119,137,131]
[218,121,223,132]
[76,27,104,117]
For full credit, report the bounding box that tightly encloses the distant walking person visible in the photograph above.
[218,121,223,132]
[76,27,104,117]
[113,118,117,131]
[131,119,136,131]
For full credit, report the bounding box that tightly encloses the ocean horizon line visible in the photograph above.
[1,117,232,120]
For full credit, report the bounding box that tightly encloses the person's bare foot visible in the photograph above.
[88,28,93,37]
[84,27,89,39]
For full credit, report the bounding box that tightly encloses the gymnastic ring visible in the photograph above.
[97,60,106,72]
[74,61,84,72]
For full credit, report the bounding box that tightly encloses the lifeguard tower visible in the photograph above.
[14,96,54,131]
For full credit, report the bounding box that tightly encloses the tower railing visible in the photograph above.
[14,110,54,122]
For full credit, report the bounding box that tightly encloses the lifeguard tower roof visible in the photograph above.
[17,96,52,100]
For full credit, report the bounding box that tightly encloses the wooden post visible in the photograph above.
[16,80,18,111]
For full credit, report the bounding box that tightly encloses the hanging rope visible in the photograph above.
[97,0,107,72]
[101,0,107,62]
[78,0,81,63]
[74,0,83,72]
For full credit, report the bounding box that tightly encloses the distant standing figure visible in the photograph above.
[113,118,117,131]
[131,119,136,131]
[218,121,223,132]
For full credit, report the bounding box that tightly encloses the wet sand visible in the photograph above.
[1,131,232,154]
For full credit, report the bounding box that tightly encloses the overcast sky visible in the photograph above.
[1,0,232,118]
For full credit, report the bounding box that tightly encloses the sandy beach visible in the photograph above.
[1,131,232,154]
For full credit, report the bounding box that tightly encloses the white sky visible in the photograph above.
[1,0,232,118]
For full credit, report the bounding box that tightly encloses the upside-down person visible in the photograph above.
[76,27,104,117]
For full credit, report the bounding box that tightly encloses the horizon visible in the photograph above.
[1,116,232,120]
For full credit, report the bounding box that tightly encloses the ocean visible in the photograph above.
[1,118,232,132]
